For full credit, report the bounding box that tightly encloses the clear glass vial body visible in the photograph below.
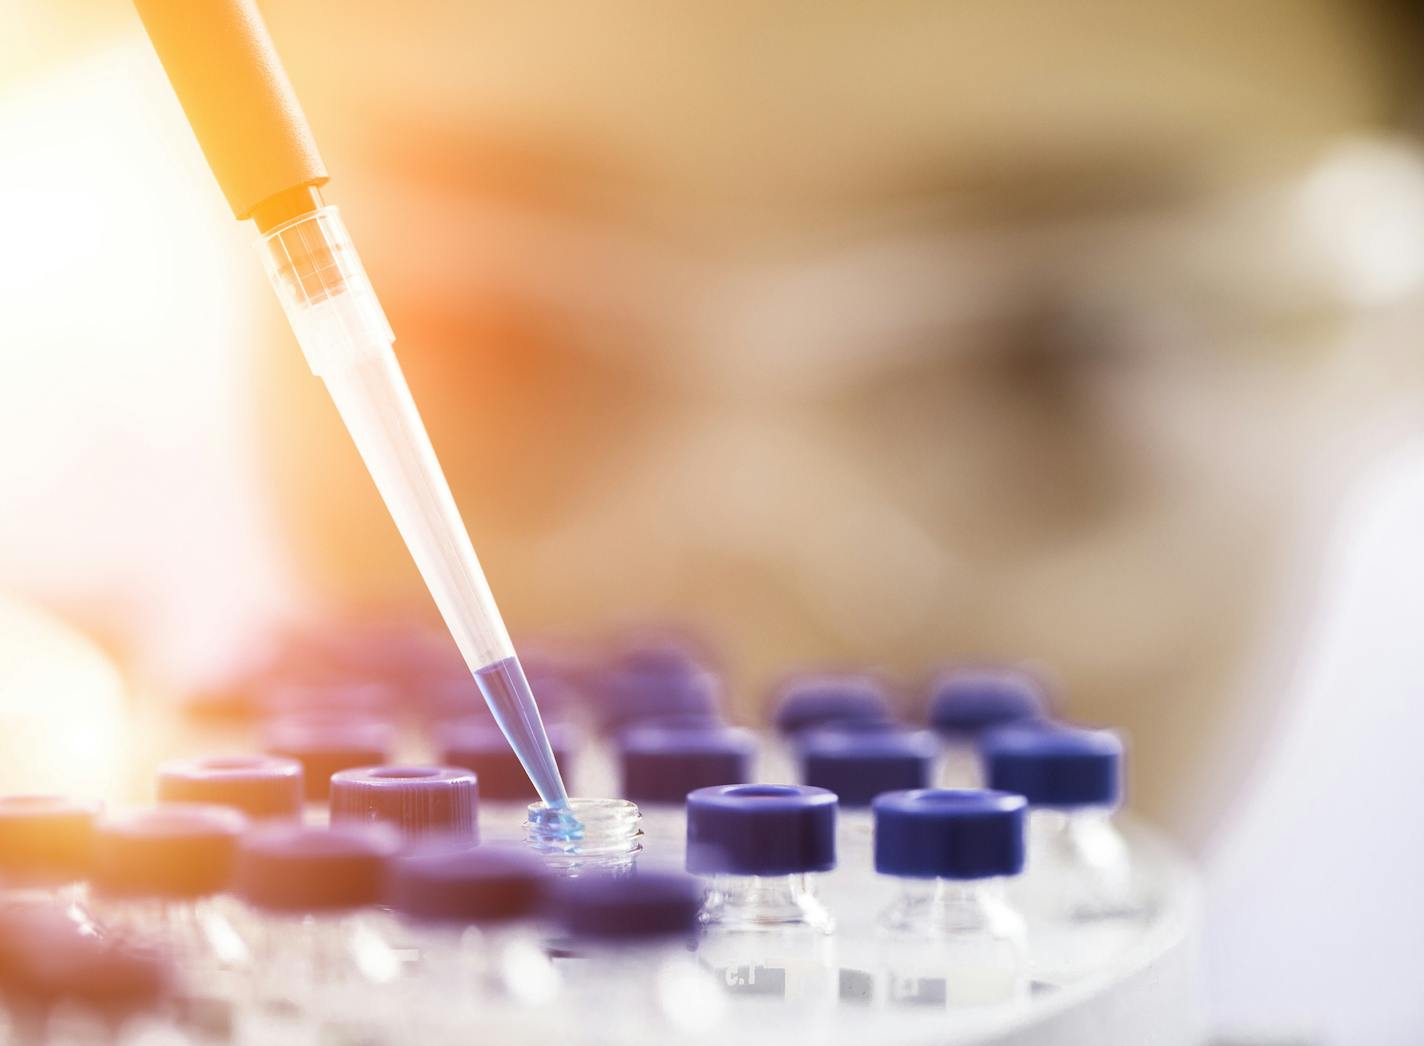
[92,894,251,1039]
[1014,807,1147,985]
[232,908,405,1045]
[876,877,1028,1008]
[394,921,561,1042]
[696,873,837,1005]
[555,939,724,1045]
[525,798,643,876]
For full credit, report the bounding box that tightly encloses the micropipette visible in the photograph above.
[132,0,568,806]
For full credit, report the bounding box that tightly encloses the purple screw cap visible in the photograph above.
[686,784,837,876]
[597,663,722,736]
[873,789,1027,880]
[261,714,395,800]
[0,905,172,1018]
[388,845,549,925]
[0,796,101,884]
[93,805,247,899]
[329,766,479,840]
[436,719,575,801]
[233,822,400,913]
[981,724,1123,809]
[797,727,939,807]
[551,869,704,942]
[156,755,304,820]
[927,668,1048,734]
[772,674,893,735]
[618,725,757,804]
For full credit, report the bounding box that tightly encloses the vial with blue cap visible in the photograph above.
[982,724,1145,984]
[769,673,894,783]
[387,845,559,1040]
[797,725,939,876]
[927,667,1048,787]
[686,784,839,1006]
[550,868,724,1043]
[618,724,758,861]
[869,789,1029,1008]
[230,822,403,1041]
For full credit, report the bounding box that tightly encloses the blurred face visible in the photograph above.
[257,3,1412,843]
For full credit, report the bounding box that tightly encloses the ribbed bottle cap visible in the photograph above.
[772,674,893,735]
[93,805,247,899]
[261,714,395,800]
[982,724,1123,808]
[389,845,549,925]
[797,727,939,807]
[0,796,101,884]
[873,789,1027,879]
[436,720,576,801]
[618,725,757,804]
[234,822,400,913]
[329,766,478,841]
[552,869,704,942]
[686,784,837,876]
[156,755,303,819]
[927,668,1048,734]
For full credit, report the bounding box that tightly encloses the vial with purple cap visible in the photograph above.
[982,724,1145,984]
[0,903,175,1044]
[769,674,894,784]
[230,822,403,1041]
[927,667,1048,787]
[0,795,101,926]
[550,869,724,1042]
[618,725,758,861]
[329,765,479,843]
[157,756,304,822]
[387,845,558,1038]
[869,789,1029,1009]
[796,725,939,877]
[261,713,396,813]
[686,784,839,1006]
[90,804,250,1037]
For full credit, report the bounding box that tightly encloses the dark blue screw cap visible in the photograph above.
[388,845,549,925]
[686,784,837,876]
[618,726,757,804]
[798,728,939,807]
[551,868,704,942]
[772,674,893,735]
[927,668,1047,734]
[981,724,1123,808]
[873,789,1027,879]
[436,719,576,801]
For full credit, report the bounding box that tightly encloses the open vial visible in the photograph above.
[525,798,643,876]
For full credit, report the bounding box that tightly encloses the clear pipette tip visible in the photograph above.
[257,206,568,807]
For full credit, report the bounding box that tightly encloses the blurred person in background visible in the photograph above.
[2,2,1424,1039]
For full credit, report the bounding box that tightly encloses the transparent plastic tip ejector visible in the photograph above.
[132,0,567,806]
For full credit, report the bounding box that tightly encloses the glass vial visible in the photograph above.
[525,797,643,876]
[685,784,839,1007]
[870,789,1029,1009]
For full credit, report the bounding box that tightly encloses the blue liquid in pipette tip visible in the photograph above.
[474,656,570,808]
